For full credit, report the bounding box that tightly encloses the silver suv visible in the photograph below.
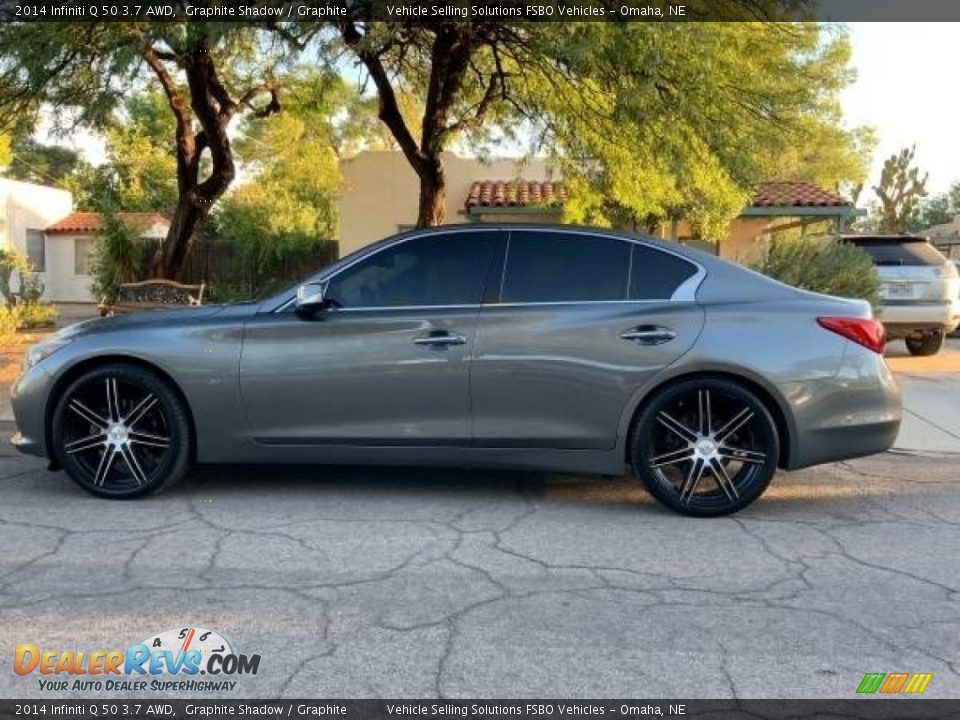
[841,235,960,356]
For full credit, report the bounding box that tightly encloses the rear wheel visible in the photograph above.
[630,378,780,517]
[905,331,944,356]
[51,364,191,498]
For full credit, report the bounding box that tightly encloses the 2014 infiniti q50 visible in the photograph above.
[10,226,902,516]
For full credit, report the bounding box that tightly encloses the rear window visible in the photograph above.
[843,238,946,267]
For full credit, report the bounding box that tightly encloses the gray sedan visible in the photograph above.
[10,226,901,516]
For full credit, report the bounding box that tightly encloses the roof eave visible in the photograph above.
[466,206,564,215]
[739,205,865,218]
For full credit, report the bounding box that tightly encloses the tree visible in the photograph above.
[913,181,960,230]
[287,14,863,235]
[4,137,80,186]
[540,23,866,237]
[63,92,178,214]
[0,22,295,279]
[873,146,928,233]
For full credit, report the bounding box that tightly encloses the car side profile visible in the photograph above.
[11,225,902,516]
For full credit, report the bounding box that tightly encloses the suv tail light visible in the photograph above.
[817,316,886,354]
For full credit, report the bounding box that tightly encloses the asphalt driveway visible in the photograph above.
[1,338,959,699]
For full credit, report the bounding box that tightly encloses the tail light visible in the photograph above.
[817,316,886,354]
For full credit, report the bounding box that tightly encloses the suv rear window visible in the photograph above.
[843,237,946,266]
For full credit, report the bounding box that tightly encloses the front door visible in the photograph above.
[239,229,501,446]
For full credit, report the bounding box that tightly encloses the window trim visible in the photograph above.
[274,227,705,313]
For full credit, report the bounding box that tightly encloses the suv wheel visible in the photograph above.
[905,331,945,357]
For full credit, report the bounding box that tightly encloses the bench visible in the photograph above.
[99,279,205,317]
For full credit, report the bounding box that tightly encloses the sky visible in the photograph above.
[843,22,959,196]
[39,22,960,200]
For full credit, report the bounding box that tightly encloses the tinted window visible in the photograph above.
[844,237,945,267]
[501,231,630,303]
[630,244,698,299]
[326,232,497,308]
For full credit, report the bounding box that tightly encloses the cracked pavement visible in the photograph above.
[1,428,959,699]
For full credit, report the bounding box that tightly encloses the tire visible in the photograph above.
[630,378,780,517]
[51,364,191,499]
[905,331,945,357]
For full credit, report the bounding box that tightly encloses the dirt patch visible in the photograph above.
[1,330,54,402]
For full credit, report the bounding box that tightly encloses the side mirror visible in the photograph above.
[295,282,328,312]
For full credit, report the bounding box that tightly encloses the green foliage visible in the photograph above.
[749,237,880,305]
[62,91,177,213]
[17,301,57,329]
[90,214,148,300]
[4,137,80,186]
[540,23,868,238]
[913,181,960,230]
[872,146,928,233]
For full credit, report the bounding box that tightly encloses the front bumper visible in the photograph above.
[9,364,53,459]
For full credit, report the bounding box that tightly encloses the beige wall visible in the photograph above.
[337,151,556,257]
[337,151,808,264]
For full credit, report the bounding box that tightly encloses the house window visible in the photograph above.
[74,236,97,275]
[25,230,45,272]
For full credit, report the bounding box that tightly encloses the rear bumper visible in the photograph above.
[785,344,902,470]
[875,299,960,336]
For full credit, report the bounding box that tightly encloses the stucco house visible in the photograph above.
[338,150,863,262]
[0,177,168,304]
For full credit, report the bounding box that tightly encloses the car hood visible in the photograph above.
[54,303,257,341]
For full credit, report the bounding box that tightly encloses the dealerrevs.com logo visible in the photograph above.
[13,626,261,693]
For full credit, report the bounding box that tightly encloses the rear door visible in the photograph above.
[470,229,706,450]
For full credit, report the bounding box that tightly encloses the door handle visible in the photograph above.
[413,331,467,347]
[620,326,677,345]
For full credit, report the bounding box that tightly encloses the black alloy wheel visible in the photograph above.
[631,378,780,517]
[52,364,191,498]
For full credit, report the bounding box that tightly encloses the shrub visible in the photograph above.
[748,236,880,306]
[17,302,57,329]
[0,305,18,342]
[91,214,149,301]
[0,247,32,304]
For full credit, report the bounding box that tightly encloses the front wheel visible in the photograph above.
[51,364,191,498]
[630,378,780,517]
[905,331,945,357]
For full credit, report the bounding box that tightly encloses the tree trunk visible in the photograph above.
[152,194,208,280]
[416,156,446,227]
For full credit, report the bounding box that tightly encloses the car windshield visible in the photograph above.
[843,237,946,267]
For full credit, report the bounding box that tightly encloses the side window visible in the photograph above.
[325,232,498,308]
[25,229,45,272]
[501,231,630,303]
[629,244,698,300]
[74,236,97,275]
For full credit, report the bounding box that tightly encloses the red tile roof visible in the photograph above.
[466,180,567,209]
[46,212,170,234]
[750,181,852,208]
[466,179,851,211]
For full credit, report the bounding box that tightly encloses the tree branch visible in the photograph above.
[340,21,425,173]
